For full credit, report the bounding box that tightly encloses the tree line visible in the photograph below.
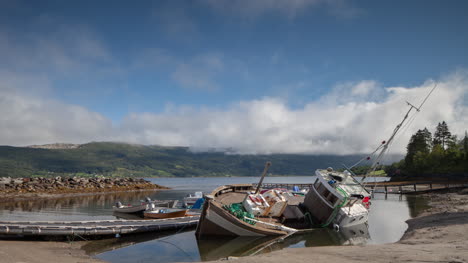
[386,121,468,177]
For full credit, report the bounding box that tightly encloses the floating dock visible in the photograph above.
[0,215,199,237]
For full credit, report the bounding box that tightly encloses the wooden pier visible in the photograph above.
[364,181,468,194]
[0,215,199,237]
[255,181,468,195]
[253,183,313,190]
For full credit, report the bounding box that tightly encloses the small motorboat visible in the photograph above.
[143,208,188,219]
[112,201,148,214]
[112,197,178,214]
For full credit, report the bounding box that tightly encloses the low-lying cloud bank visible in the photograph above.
[1,72,467,155]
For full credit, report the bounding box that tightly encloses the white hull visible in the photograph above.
[303,169,370,227]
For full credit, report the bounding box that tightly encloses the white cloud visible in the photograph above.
[115,72,468,155]
[0,85,112,146]
[1,66,467,155]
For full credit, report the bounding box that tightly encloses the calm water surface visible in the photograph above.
[0,176,427,262]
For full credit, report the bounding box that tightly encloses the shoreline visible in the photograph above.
[0,189,467,263]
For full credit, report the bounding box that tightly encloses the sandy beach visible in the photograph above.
[0,189,467,263]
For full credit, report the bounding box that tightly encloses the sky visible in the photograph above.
[0,0,468,155]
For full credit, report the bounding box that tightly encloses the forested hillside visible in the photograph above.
[0,142,386,178]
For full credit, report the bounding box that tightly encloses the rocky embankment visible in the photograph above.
[0,176,168,201]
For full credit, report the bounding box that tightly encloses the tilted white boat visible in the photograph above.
[303,168,370,227]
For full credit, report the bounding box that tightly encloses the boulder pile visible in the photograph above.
[0,176,168,195]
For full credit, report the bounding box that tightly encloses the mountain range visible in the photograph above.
[0,142,402,178]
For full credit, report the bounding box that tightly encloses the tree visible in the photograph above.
[405,128,432,169]
[462,131,468,160]
[433,121,453,149]
[422,127,433,151]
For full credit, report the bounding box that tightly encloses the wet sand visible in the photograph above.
[0,240,105,263]
[0,189,467,263]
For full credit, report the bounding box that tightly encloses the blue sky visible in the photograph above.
[1,0,467,154]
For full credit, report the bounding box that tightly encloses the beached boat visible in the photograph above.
[144,208,188,219]
[302,168,371,227]
[195,164,309,237]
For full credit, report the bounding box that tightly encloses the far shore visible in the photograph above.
[0,187,467,263]
[0,187,169,203]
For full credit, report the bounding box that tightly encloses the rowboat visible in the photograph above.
[143,208,188,219]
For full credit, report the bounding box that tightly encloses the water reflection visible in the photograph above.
[0,190,162,221]
[405,195,430,218]
[94,224,370,262]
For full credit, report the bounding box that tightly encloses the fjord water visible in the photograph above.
[0,176,428,262]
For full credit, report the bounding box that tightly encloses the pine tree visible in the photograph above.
[463,131,468,160]
[405,129,431,169]
[433,121,452,149]
[422,127,433,151]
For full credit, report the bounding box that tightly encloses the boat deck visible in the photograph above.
[213,190,305,228]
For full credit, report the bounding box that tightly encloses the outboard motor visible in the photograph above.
[116,201,123,208]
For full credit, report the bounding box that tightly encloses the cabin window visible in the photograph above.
[314,178,319,187]
[319,185,328,195]
[321,188,330,199]
[328,194,338,205]
[316,183,326,194]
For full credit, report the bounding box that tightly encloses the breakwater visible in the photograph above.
[0,176,168,196]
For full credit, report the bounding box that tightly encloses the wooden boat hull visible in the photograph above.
[196,184,290,237]
[144,209,188,219]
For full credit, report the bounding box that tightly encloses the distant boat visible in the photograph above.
[144,208,188,219]
[113,202,149,214]
[112,198,179,214]
[184,192,203,207]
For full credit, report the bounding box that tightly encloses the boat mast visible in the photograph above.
[255,162,271,194]
[360,83,438,183]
